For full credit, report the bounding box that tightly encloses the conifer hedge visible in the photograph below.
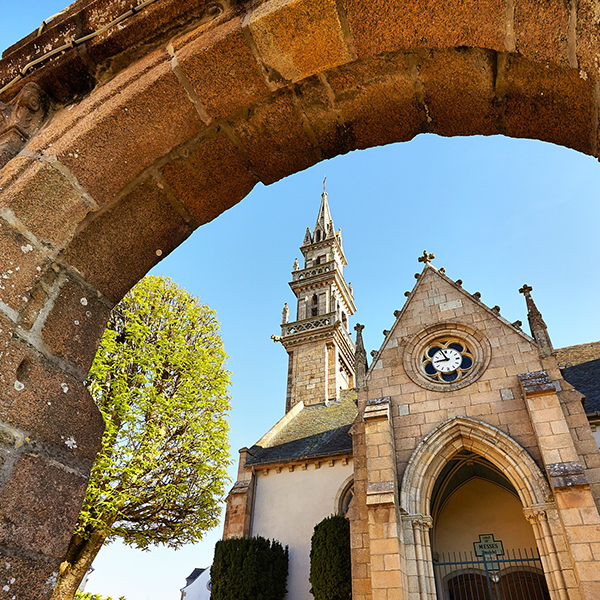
[309,515,352,599]
[210,536,289,600]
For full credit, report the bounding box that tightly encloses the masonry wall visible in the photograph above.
[352,266,600,600]
[288,340,329,407]
[251,460,353,600]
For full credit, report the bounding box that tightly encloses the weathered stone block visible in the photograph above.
[248,0,352,83]
[59,176,193,305]
[342,0,506,58]
[501,55,594,155]
[514,0,571,67]
[0,551,59,600]
[175,17,270,118]
[0,453,87,558]
[0,316,104,463]
[0,218,49,313]
[312,53,423,154]
[576,0,600,75]
[160,132,258,225]
[418,48,499,138]
[0,155,92,249]
[41,278,111,373]
[31,49,205,205]
[228,90,318,184]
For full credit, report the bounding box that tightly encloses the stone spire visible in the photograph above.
[354,323,368,391]
[312,189,334,244]
[519,284,554,358]
[303,227,312,246]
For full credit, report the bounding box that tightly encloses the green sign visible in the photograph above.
[474,533,504,557]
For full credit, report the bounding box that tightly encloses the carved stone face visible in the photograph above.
[18,83,42,112]
[0,82,48,169]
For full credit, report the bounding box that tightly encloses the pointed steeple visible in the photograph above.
[519,284,554,358]
[354,323,368,391]
[313,188,334,244]
[280,183,356,410]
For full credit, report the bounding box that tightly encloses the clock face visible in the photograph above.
[421,338,474,384]
[431,348,462,372]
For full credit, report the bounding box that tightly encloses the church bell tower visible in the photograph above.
[279,186,356,412]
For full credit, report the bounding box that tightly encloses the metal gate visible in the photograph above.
[433,548,551,600]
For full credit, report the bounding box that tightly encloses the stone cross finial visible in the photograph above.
[418,250,435,264]
[354,323,364,334]
[518,283,553,357]
[323,175,327,193]
[519,284,533,295]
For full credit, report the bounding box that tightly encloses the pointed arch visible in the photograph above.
[400,416,552,517]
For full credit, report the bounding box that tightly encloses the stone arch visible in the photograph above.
[2,0,600,595]
[400,416,552,516]
[398,417,577,600]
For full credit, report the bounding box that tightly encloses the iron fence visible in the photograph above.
[433,548,550,600]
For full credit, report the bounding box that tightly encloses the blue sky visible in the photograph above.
[3,3,600,599]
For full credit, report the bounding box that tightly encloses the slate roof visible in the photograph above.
[185,567,206,584]
[556,342,600,415]
[245,397,357,467]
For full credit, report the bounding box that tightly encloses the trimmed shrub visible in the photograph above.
[309,515,352,599]
[211,536,289,600]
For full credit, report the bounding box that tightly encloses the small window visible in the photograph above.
[311,294,319,317]
[339,482,354,515]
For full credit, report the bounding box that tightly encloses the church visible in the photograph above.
[222,190,600,600]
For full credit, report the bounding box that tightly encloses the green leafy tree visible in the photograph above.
[211,536,289,600]
[52,276,231,600]
[75,593,126,600]
[309,515,352,600]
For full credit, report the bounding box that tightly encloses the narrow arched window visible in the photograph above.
[311,294,319,317]
[339,481,354,516]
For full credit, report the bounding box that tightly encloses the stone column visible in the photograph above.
[523,503,570,600]
[349,412,373,600]
[403,514,435,600]
[363,397,406,599]
[519,371,600,600]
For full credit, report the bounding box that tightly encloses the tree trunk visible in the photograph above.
[50,531,108,600]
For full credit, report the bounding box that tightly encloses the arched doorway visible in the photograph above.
[399,417,570,600]
[431,450,550,600]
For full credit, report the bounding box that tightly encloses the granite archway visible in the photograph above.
[1,0,600,595]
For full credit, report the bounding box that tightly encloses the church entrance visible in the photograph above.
[433,549,550,600]
[430,451,551,600]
